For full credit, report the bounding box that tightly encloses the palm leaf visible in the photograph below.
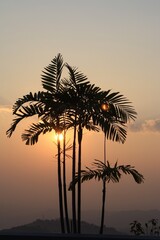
[22,121,54,145]
[6,104,44,137]
[12,91,46,114]
[41,53,64,92]
[84,122,100,132]
[68,167,102,191]
[104,91,137,121]
[65,63,89,87]
[69,160,144,190]
[118,165,144,184]
[93,115,127,143]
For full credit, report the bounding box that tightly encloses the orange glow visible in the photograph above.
[101,102,110,111]
[55,132,63,141]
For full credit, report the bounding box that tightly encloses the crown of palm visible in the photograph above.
[7,53,137,146]
[69,159,144,191]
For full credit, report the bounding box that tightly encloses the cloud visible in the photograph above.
[129,119,160,133]
[0,96,11,105]
[128,121,143,132]
[0,96,12,113]
[142,119,160,132]
[0,105,12,113]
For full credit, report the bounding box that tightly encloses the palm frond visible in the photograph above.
[69,160,144,190]
[91,89,137,144]
[68,167,102,191]
[65,63,89,88]
[94,115,127,143]
[104,91,137,122]
[12,91,46,114]
[84,123,100,132]
[6,104,44,137]
[22,121,54,145]
[105,122,127,143]
[93,160,121,183]
[41,53,64,92]
[118,165,144,184]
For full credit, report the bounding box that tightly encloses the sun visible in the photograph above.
[55,132,63,141]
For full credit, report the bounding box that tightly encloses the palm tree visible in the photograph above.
[79,91,137,233]
[93,97,137,234]
[63,64,89,233]
[6,53,68,233]
[6,52,138,235]
[62,129,70,233]
[7,58,99,234]
[69,159,144,234]
[6,54,99,234]
[63,63,137,233]
[63,64,100,233]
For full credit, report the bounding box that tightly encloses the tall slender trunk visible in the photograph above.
[77,126,82,233]
[72,120,77,233]
[100,180,106,234]
[57,139,65,233]
[62,129,70,233]
[99,135,107,234]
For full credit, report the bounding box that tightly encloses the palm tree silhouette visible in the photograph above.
[6,52,139,234]
[63,63,92,233]
[6,53,68,233]
[95,98,137,234]
[64,64,138,233]
[6,53,100,233]
[69,159,144,234]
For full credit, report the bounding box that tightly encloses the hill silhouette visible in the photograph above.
[0,219,120,235]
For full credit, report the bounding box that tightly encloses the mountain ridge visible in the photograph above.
[1,209,160,234]
[0,219,121,235]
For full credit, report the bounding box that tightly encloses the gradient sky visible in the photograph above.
[1,0,160,230]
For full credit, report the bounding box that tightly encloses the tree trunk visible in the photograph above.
[99,179,106,234]
[99,134,107,234]
[57,139,65,233]
[62,130,70,233]
[77,126,82,234]
[72,123,77,233]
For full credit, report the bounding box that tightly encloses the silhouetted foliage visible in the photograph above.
[130,219,160,236]
[69,160,144,234]
[7,53,139,235]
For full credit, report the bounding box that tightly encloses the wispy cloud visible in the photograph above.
[0,105,12,113]
[0,96,12,113]
[129,119,160,133]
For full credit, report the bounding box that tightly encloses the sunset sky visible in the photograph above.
[1,0,160,230]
